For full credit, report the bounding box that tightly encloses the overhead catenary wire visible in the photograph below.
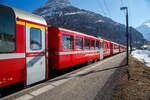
[96,0,112,18]
[120,0,124,7]
[96,0,107,17]
[103,0,111,18]
[120,0,126,15]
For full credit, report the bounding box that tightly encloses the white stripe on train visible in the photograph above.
[0,53,25,60]
[0,49,109,59]
[57,50,101,55]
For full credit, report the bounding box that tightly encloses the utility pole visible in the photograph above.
[120,7,129,65]
[129,27,132,54]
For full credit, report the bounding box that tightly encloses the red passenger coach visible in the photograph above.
[110,42,120,55]
[48,26,102,70]
[0,4,48,89]
[119,45,125,52]
[103,39,111,57]
[0,4,126,95]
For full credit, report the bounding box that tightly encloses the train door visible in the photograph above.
[100,40,103,60]
[25,23,46,85]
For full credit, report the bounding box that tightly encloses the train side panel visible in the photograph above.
[0,19,26,87]
[48,27,60,70]
[0,4,48,88]
[48,27,101,70]
[103,40,111,57]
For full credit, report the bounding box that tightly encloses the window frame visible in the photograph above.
[84,38,90,49]
[96,41,100,49]
[62,34,74,51]
[100,41,103,49]
[30,27,42,50]
[76,36,83,50]
[104,43,106,48]
[0,6,16,53]
[107,43,109,49]
[90,40,95,49]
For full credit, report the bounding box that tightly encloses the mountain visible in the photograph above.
[33,0,145,47]
[136,21,150,41]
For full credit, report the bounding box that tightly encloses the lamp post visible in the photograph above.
[120,7,129,65]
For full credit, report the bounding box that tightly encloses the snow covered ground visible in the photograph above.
[132,50,150,67]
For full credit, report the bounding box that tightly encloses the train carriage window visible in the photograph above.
[114,45,118,49]
[91,40,95,49]
[104,43,107,49]
[100,41,103,48]
[96,41,99,49]
[104,43,106,48]
[30,28,42,50]
[107,44,109,48]
[117,45,119,49]
[84,39,90,49]
[76,37,83,50]
[62,34,73,50]
[0,5,16,52]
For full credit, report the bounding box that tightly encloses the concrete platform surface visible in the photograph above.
[2,53,126,100]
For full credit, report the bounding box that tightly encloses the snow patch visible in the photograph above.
[45,0,71,9]
[96,20,104,23]
[64,12,84,15]
[144,23,150,28]
[132,50,150,67]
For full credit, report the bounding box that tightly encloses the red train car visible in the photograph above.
[48,26,103,70]
[119,45,126,52]
[0,4,126,95]
[110,42,120,55]
[103,39,111,57]
[0,4,48,90]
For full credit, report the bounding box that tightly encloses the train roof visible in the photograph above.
[111,41,119,45]
[102,39,110,42]
[0,4,47,25]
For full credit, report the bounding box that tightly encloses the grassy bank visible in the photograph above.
[112,56,150,100]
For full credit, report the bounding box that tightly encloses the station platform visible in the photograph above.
[2,53,126,100]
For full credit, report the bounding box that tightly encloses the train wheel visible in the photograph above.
[97,59,100,62]
[92,60,96,63]
[84,61,89,66]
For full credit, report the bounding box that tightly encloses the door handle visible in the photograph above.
[29,53,45,56]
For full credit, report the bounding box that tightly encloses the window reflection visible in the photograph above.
[30,28,42,50]
[76,37,83,50]
[62,34,73,50]
[91,40,95,49]
[96,41,99,49]
[85,39,90,49]
[0,5,16,52]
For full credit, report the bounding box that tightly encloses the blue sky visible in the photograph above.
[2,0,150,28]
